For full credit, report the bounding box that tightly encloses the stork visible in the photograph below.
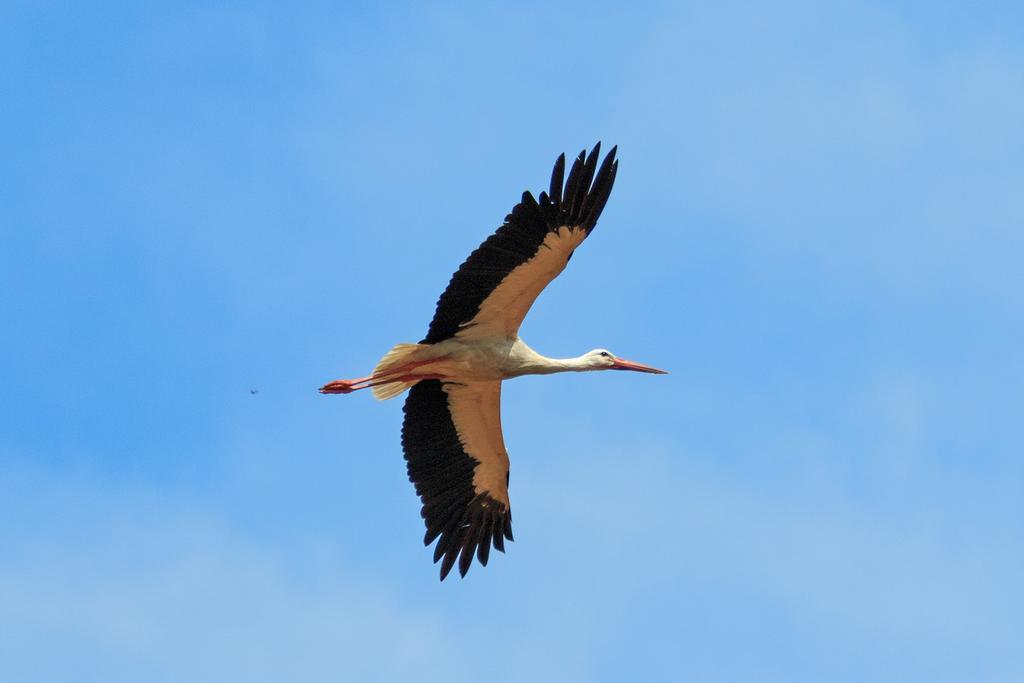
[320,144,666,580]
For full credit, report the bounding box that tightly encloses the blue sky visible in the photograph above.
[3,1,1023,680]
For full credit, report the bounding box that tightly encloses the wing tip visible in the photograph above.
[429,492,512,581]
[548,142,618,232]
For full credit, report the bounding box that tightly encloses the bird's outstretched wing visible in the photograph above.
[402,379,513,580]
[422,143,618,344]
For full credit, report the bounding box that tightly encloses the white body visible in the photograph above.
[403,336,599,382]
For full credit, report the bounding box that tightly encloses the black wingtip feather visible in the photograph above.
[493,518,505,552]
[584,145,615,200]
[549,153,565,204]
[582,150,618,230]
[439,547,458,581]
[458,543,475,577]
[476,519,493,566]
[566,149,588,219]
[579,142,602,194]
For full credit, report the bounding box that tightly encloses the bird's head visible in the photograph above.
[583,349,668,374]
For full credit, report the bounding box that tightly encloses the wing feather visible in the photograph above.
[422,144,618,344]
[402,379,513,580]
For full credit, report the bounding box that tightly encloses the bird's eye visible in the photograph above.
[599,352,611,358]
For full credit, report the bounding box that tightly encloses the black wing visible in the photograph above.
[402,379,513,580]
[422,143,618,344]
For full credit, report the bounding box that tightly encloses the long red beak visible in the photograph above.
[610,357,668,374]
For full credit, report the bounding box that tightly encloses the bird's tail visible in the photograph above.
[371,343,430,400]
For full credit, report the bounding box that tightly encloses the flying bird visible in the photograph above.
[320,144,666,580]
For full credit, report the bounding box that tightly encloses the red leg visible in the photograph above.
[318,377,372,394]
[319,358,444,395]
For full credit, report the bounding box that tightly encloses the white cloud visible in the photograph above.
[513,410,1023,676]
[0,461,458,682]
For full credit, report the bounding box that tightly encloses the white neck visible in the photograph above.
[507,340,592,377]
[538,354,592,375]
